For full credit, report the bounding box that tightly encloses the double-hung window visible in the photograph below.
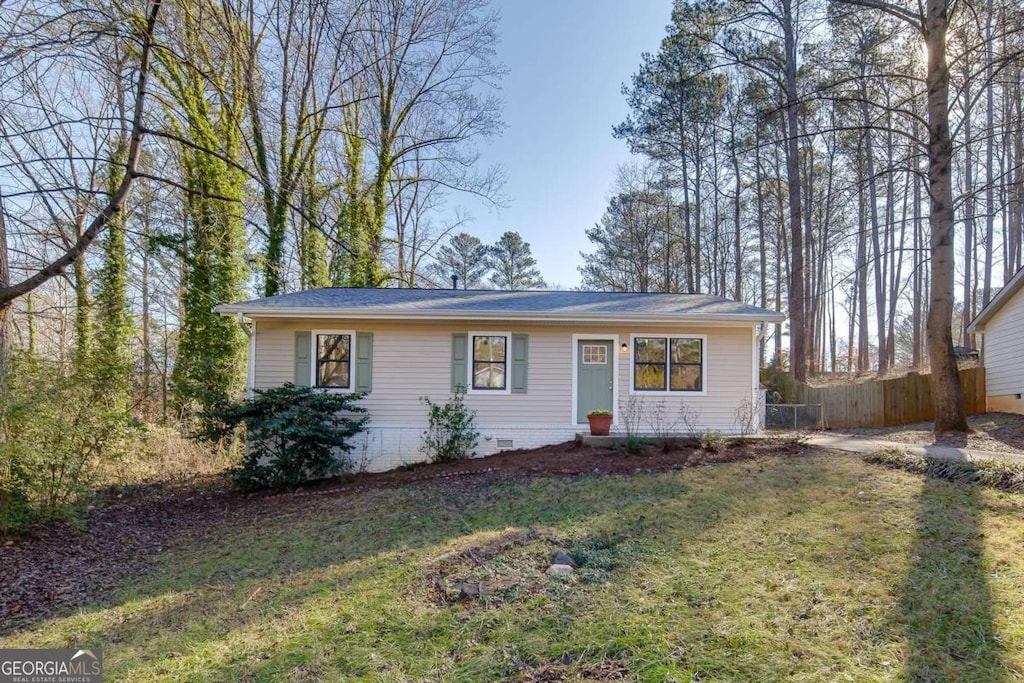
[632,335,704,393]
[315,332,353,389]
[471,333,508,391]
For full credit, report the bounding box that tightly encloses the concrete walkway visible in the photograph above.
[805,433,1024,466]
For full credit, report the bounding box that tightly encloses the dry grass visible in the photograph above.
[92,424,238,487]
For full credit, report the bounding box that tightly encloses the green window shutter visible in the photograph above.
[294,331,312,386]
[355,332,373,393]
[511,334,528,394]
[451,333,468,392]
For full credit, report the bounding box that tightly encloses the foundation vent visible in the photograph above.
[496,439,514,450]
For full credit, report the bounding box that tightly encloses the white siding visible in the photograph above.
[983,288,1024,406]
[252,318,758,471]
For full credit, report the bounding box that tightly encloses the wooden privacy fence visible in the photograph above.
[794,367,986,429]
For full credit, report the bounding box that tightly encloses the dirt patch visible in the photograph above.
[517,659,631,681]
[829,412,1024,455]
[1,438,803,633]
[426,528,548,604]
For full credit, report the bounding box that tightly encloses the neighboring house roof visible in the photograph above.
[966,266,1024,333]
[215,288,786,324]
[953,345,980,359]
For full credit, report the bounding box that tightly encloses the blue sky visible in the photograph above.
[460,1,673,289]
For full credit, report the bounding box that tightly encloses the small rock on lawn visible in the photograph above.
[552,550,577,567]
[546,563,574,576]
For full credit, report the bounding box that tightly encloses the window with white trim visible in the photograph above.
[633,336,703,392]
[315,333,352,388]
[471,334,507,390]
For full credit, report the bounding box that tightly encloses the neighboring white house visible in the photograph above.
[967,266,1024,414]
[215,288,785,472]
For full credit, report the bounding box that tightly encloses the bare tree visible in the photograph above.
[0,0,163,358]
[347,0,506,287]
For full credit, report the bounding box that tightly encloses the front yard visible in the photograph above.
[3,444,1024,681]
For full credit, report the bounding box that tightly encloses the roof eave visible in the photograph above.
[213,304,785,325]
[966,265,1024,334]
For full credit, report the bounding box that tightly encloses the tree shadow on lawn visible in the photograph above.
[18,458,832,679]
[899,476,1008,682]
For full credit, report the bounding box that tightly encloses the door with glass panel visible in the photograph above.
[576,340,613,424]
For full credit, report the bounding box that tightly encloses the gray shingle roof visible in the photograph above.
[215,288,785,323]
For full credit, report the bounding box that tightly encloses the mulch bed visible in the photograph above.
[0,438,803,634]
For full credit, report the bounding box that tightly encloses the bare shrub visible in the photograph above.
[733,393,760,439]
[619,396,647,453]
[678,405,702,440]
[645,401,686,452]
[620,395,644,439]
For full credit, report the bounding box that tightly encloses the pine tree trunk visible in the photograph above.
[861,94,886,375]
[924,0,969,433]
[1011,74,1024,277]
[693,149,704,292]
[802,134,817,375]
[756,142,768,366]
[732,131,743,301]
[680,138,694,293]
[912,167,923,368]
[856,144,870,374]
[982,0,995,307]
[783,0,806,381]
[961,80,975,347]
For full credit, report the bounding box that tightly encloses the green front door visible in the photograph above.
[577,340,614,424]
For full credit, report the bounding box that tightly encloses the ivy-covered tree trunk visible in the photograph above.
[164,16,248,415]
[93,136,134,415]
[0,196,10,373]
[332,99,375,287]
[73,233,91,370]
[347,141,391,288]
[298,164,330,289]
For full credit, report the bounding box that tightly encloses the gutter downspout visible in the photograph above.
[236,311,252,338]
[237,312,255,400]
[755,322,769,431]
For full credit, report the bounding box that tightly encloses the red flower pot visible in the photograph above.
[587,413,613,436]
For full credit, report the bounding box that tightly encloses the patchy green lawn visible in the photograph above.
[3,453,1024,682]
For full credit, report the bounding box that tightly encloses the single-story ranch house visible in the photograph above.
[216,288,785,472]
[967,265,1024,414]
